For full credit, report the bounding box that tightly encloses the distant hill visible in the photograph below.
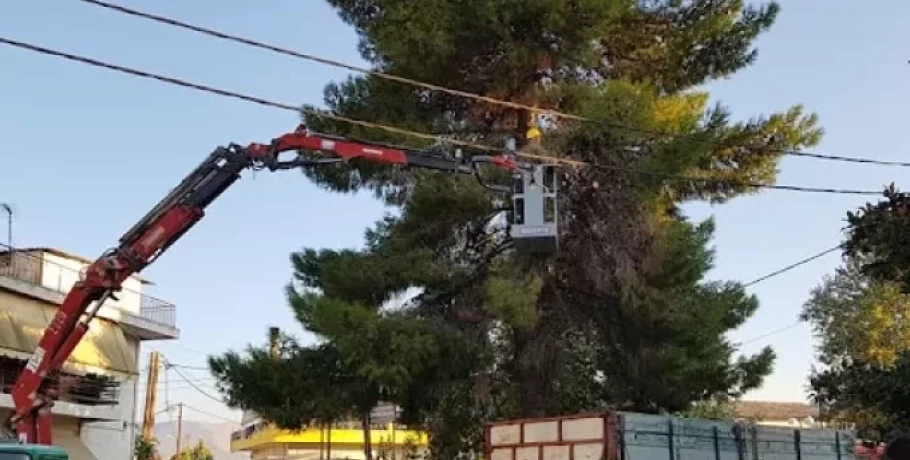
[153,420,247,460]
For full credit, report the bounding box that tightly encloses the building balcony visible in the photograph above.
[0,244,179,340]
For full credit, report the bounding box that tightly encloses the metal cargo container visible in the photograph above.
[485,412,855,460]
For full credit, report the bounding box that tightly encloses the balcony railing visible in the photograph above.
[140,297,177,326]
[0,244,176,328]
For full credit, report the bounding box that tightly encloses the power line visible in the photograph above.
[74,0,910,169]
[181,403,239,425]
[0,37,491,150]
[0,37,884,197]
[73,0,595,123]
[167,363,210,372]
[580,165,879,195]
[739,321,801,346]
[783,151,910,167]
[166,359,224,404]
[743,245,843,288]
[734,245,844,346]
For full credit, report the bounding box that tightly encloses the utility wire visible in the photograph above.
[165,359,224,404]
[743,245,843,288]
[739,321,801,346]
[73,0,595,123]
[167,363,210,372]
[0,37,884,197]
[74,0,910,169]
[0,38,494,151]
[181,403,239,425]
[735,245,844,346]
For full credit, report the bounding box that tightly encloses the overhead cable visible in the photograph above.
[743,245,843,288]
[165,358,224,404]
[74,0,910,169]
[735,245,844,347]
[0,37,884,196]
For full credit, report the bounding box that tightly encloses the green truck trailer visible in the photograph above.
[486,412,856,460]
[0,443,68,460]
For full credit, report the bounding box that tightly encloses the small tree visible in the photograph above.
[135,437,158,460]
[170,441,213,460]
[802,255,910,438]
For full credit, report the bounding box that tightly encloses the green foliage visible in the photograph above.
[401,437,425,460]
[808,355,910,440]
[134,437,157,460]
[216,1,818,458]
[844,185,910,291]
[802,255,910,438]
[596,217,775,411]
[210,330,355,428]
[170,441,213,460]
[484,260,543,331]
[676,400,736,420]
[802,259,910,368]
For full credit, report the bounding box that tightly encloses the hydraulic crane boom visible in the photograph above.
[5,125,529,445]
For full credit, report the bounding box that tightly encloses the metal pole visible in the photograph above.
[1,203,11,248]
[176,403,184,456]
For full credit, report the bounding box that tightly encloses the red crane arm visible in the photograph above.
[7,125,516,445]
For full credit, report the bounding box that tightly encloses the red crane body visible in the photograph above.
[6,125,519,445]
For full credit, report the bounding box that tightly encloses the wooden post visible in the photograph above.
[392,421,397,460]
[176,403,184,456]
[269,327,280,360]
[328,422,333,460]
[320,424,325,460]
[141,351,160,440]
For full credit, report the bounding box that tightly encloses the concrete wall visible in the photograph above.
[80,375,140,460]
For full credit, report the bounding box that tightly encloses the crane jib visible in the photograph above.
[7,125,560,445]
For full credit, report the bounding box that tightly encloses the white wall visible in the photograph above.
[40,252,145,314]
[81,376,140,460]
[0,374,141,458]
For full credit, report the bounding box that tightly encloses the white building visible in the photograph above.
[0,245,179,460]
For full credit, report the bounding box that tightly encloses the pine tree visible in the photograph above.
[298,0,809,414]
[213,1,821,457]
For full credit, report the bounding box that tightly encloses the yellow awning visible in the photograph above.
[0,289,138,376]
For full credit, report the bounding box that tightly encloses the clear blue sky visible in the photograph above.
[1,0,909,425]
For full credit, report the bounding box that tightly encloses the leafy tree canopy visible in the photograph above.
[135,437,158,460]
[213,1,819,457]
[171,441,213,460]
[676,400,736,420]
[802,256,910,438]
[844,185,910,291]
[802,258,910,368]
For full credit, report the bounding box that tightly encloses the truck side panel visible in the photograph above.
[618,413,741,460]
[487,414,612,460]
[616,413,854,460]
[487,413,855,460]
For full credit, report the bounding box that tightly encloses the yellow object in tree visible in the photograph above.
[526,126,541,140]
